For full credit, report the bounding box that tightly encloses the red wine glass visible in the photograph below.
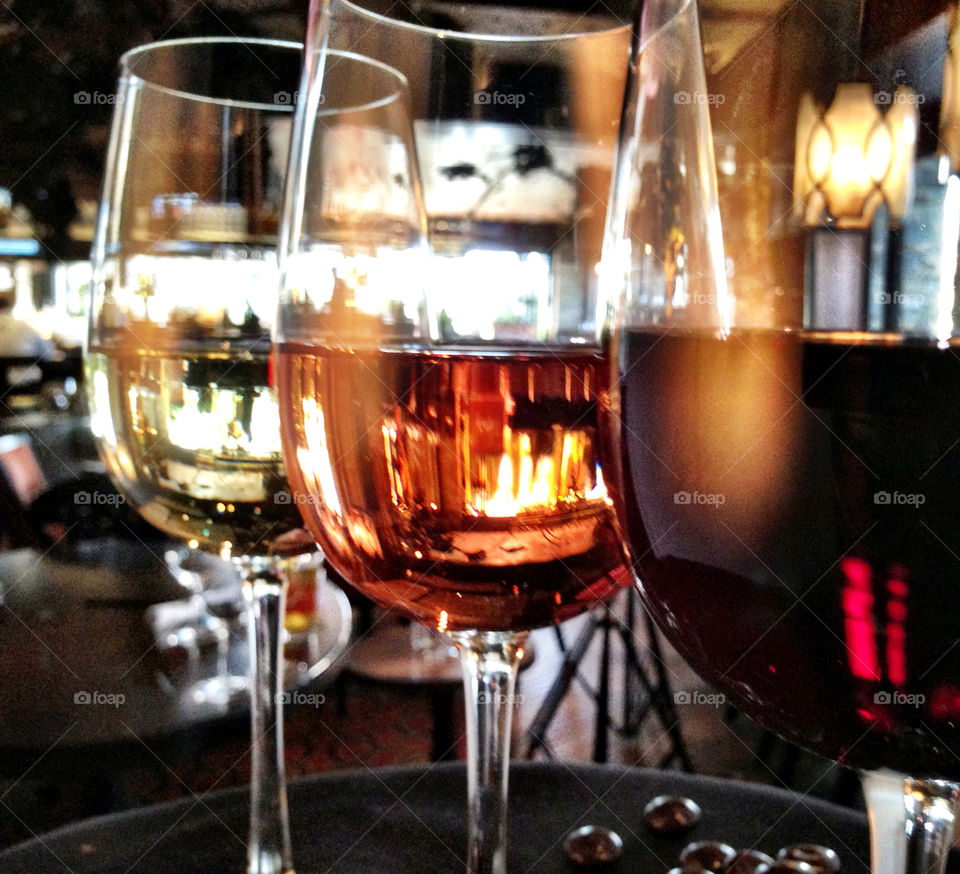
[604,2,960,872]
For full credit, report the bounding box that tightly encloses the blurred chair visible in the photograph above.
[0,433,46,551]
[0,430,163,556]
[0,432,45,503]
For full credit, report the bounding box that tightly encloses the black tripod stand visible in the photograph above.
[524,587,692,769]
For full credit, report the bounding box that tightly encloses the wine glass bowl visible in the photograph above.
[87,38,307,561]
[279,343,620,633]
[605,2,960,871]
[279,6,631,871]
[293,0,634,633]
[328,0,632,345]
[87,40,412,874]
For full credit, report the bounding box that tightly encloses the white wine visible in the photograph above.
[277,343,628,631]
[88,334,309,557]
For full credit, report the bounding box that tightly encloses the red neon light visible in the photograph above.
[885,568,909,687]
[887,579,908,599]
[887,600,907,623]
[886,623,907,686]
[841,557,880,681]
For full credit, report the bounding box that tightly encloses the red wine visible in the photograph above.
[616,328,960,778]
[277,344,628,631]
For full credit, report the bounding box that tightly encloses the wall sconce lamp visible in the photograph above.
[795,83,918,228]
[794,83,918,329]
[941,5,960,172]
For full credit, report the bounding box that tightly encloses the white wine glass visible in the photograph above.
[87,38,406,874]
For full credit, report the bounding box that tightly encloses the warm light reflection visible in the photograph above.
[88,366,139,482]
[346,514,383,559]
[483,435,553,516]
[936,175,960,343]
[588,468,608,504]
[299,399,343,516]
[430,250,551,340]
[795,83,918,228]
[469,428,605,518]
[881,97,917,216]
[941,5,960,171]
[89,370,118,444]
[112,254,279,330]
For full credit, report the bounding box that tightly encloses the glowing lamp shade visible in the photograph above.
[942,5,960,171]
[795,83,918,228]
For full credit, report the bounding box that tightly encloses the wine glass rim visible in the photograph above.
[337,0,630,43]
[120,38,409,113]
[637,0,694,54]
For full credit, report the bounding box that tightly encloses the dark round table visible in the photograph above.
[0,762,877,872]
[0,546,351,757]
[0,540,351,842]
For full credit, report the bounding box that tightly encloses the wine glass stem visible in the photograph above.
[862,770,960,874]
[239,556,293,874]
[305,0,330,56]
[452,630,528,874]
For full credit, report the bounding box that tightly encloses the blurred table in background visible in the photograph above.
[0,548,351,751]
[0,547,351,824]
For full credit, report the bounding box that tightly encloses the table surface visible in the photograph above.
[0,547,352,753]
[345,620,537,687]
[0,762,878,873]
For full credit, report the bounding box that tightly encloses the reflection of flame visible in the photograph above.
[346,512,383,559]
[482,432,556,517]
[477,428,607,518]
[588,467,608,503]
[383,422,402,508]
[381,405,609,520]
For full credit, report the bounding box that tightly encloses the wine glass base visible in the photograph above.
[862,769,960,874]
[187,673,249,708]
